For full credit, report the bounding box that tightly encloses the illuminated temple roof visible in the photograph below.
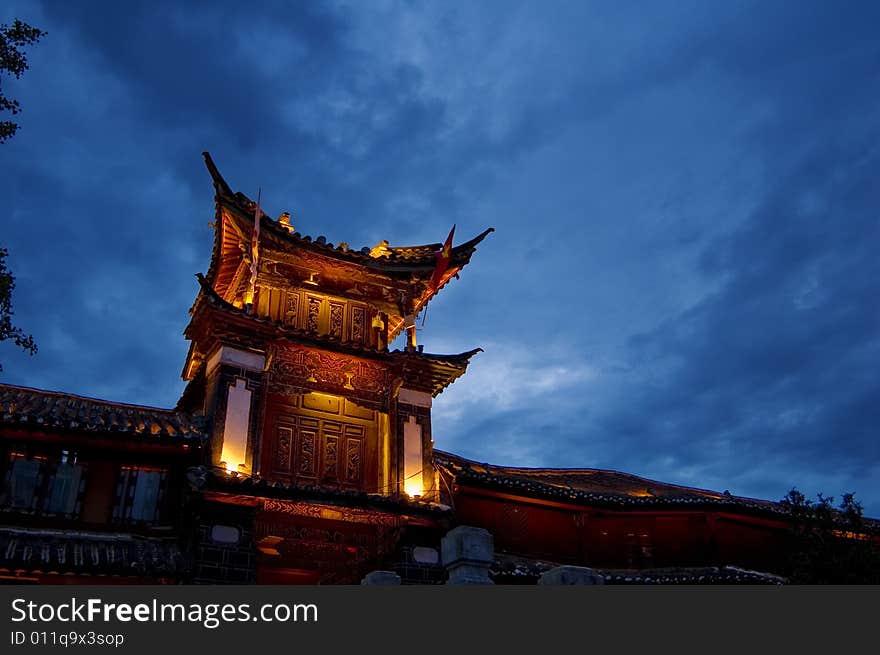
[201,151,494,300]
[0,383,203,440]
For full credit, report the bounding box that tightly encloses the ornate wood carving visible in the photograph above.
[299,429,317,477]
[323,435,338,480]
[257,522,350,545]
[329,302,343,340]
[263,344,384,492]
[284,292,299,327]
[350,360,389,395]
[258,248,410,310]
[267,344,396,409]
[275,426,293,471]
[350,306,365,343]
[346,437,361,483]
[307,298,321,333]
[264,401,376,493]
[260,499,402,527]
[268,348,310,391]
[304,351,351,388]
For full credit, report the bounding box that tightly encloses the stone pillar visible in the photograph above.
[361,570,402,585]
[442,526,494,584]
[538,565,605,585]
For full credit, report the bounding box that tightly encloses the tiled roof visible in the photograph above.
[392,348,483,396]
[490,554,785,584]
[0,383,204,439]
[435,451,880,531]
[599,566,785,585]
[435,450,739,504]
[202,151,493,271]
[265,228,495,269]
[0,527,187,578]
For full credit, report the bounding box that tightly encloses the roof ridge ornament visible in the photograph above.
[278,211,294,233]
[369,240,391,258]
[202,151,235,199]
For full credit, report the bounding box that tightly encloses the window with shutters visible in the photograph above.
[1,450,87,518]
[112,466,168,524]
[44,450,86,517]
[1,453,46,511]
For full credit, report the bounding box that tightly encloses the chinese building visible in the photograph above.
[1,153,876,584]
[178,153,491,584]
[0,384,201,583]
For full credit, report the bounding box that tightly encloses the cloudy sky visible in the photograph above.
[2,1,878,515]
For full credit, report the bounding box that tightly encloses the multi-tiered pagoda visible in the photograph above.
[177,153,492,583]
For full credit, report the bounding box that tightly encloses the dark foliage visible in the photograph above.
[0,247,37,371]
[1,19,43,369]
[1,19,45,143]
[780,488,880,583]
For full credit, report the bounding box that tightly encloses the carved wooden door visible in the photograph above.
[263,394,376,493]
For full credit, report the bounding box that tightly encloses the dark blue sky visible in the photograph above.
[2,1,878,514]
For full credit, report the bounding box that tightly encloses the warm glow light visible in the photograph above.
[221,378,252,476]
[403,415,423,499]
[220,461,248,476]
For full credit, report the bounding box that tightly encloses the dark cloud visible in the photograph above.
[2,1,878,514]
[564,132,880,507]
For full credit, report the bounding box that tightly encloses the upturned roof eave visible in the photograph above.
[202,152,493,274]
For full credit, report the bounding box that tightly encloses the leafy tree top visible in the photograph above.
[0,247,37,372]
[779,488,879,583]
[1,19,46,143]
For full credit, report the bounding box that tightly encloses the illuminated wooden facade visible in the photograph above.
[177,153,492,583]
